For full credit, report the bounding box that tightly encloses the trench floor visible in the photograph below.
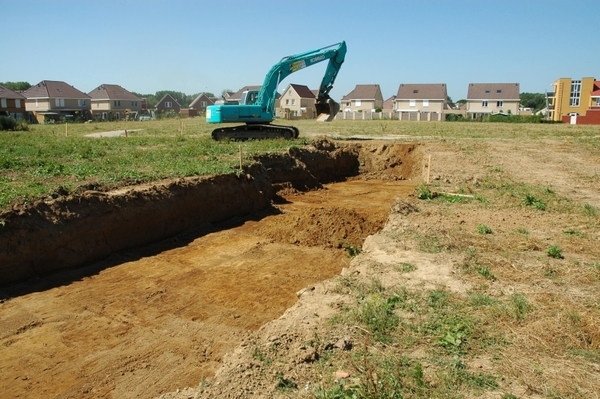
[0,179,414,399]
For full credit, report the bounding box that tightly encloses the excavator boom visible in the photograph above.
[207,41,347,140]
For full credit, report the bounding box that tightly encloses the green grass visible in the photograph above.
[323,276,507,398]
[2,119,600,212]
[476,224,493,234]
[0,118,306,210]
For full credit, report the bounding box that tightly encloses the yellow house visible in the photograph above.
[548,77,596,122]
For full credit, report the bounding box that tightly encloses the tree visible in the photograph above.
[519,92,546,111]
[1,81,31,91]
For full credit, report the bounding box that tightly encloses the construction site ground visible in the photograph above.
[1,133,599,399]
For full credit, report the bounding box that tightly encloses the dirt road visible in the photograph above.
[0,179,415,398]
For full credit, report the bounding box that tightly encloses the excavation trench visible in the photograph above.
[0,138,421,399]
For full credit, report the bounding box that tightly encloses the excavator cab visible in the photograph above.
[240,90,259,105]
[315,96,340,122]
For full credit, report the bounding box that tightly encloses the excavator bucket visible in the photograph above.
[315,98,340,122]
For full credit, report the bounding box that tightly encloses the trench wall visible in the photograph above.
[0,143,361,286]
[0,140,420,286]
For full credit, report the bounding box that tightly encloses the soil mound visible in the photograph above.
[256,205,385,249]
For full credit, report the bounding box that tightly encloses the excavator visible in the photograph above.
[207,41,347,140]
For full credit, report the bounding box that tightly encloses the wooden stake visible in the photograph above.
[426,154,432,184]
[239,145,242,170]
[65,122,68,137]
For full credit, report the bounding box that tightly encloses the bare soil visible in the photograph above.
[1,136,599,399]
[0,139,418,398]
[156,137,600,399]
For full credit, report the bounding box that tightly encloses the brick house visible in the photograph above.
[0,84,26,120]
[22,80,91,123]
[341,84,384,112]
[88,84,143,121]
[155,94,181,115]
[188,93,215,116]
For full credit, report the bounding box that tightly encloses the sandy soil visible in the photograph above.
[1,136,599,399]
[0,141,417,398]
[156,137,600,399]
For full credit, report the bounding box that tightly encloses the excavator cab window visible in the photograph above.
[241,91,259,105]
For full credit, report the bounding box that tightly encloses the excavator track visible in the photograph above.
[211,123,299,141]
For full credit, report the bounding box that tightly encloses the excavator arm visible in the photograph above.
[207,41,347,140]
[258,41,347,120]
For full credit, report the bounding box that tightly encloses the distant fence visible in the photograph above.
[333,111,444,121]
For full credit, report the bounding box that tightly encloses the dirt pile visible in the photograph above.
[256,206,383,249]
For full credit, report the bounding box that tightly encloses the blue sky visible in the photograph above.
[2,0,598,102]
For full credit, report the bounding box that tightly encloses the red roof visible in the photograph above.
[591,80,600,97]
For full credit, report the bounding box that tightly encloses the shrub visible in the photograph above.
[0,116,28,131]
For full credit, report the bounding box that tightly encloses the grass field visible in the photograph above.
[1,118,599,212]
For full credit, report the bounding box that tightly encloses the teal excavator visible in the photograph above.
[206,41,347,140]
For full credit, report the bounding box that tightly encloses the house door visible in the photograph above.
[569,113,577,125]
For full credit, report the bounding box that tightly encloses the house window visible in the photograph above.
[482,101,488,107]
[55,98,65,107]
[79,99,86,107]
[570,80,581,107]
[595,98,600,106]
[409,99,416,107]
[201,101,206,107]
[496,101,503,107]
[114,100,121,107]
[485,90,490,94]
[132,101,137,107]
[413,89,419,94]
[165,101,172,108]
[422,99,429,107]
[496,90,502,94]
[292,99,296,105]
[15,99,21,108]
[355,100,361,106]
[285,99,289,105]
[0,99,6,108]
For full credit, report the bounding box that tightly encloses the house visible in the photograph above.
[0,84,26,120]
[341,84,384,112]
[226,86,262,104]
[21,80,91,123]
[547,77,600,124]
[466,83,520,118]
[394,84,448,121]
[278,84,316,119]
[223,86,281,109]
[382,95,396,112]
[188,93,215,116]
[155,94,181,114]
[88,84,143,121]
